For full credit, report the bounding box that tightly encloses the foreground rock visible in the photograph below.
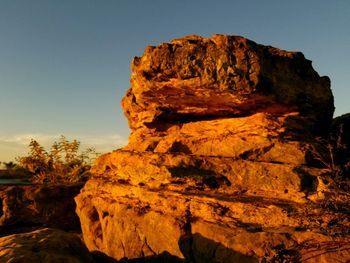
[75,35,350,262]
[0,228,94,263]
[0,184,83,236]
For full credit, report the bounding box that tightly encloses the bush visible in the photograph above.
[308,130,350,192]
[16,136,99,184]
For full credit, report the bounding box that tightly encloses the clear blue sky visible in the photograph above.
[0,0,349,162]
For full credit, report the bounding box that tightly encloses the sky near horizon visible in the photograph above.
[0,0,349,162]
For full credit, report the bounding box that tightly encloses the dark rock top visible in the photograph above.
[122,34,334,134]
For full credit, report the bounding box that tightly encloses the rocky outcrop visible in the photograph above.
[0,228,94,262]
[0,184,83,236]
[75,35,350,262]
[123,34,333,134]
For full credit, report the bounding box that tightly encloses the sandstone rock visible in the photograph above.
[125,112,312,164]
[76,177,350,262]
[123,34,333,134]
[122,35,334,161]
[75,35,350,262]
[0,184,83,236]
[0,228,94,263]
[91,150,328,201]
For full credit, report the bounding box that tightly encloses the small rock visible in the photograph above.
[0,228,94,263]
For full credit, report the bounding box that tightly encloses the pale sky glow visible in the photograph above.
[0,0,349,162]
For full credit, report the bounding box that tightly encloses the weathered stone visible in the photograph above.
[122,34,334,162]
[76,149,350,261]
[123,34,333,135]
[0,184,83,236]
[75,35,350,262]
[0,228,94,263]
[76,178,350,262]
[125,112,311,163]
[91,150,329,201]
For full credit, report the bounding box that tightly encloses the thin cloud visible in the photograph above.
[1,133,61,146]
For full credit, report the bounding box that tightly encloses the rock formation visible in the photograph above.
[75,35,350,262]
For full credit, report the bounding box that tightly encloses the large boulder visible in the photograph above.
[75,35,350,262]
[122,34,334,160]
[123,34,333,134]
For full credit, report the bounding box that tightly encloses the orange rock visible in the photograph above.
[123,34,333,135]
[125,112,311,163]
[75,35,350,262]
[76,178,350,262]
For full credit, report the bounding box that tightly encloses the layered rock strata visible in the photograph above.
[75,35,350,262]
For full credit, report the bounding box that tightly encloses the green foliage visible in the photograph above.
[16,136,99,184]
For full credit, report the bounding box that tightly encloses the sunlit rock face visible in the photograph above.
[122,34,334,162]
[123,34,333,133]
[75,35,350,262]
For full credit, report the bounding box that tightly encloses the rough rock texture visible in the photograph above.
[0,228,94,263]
[0,184,83,236]
[123,34,334,134]
[75,35,350,262]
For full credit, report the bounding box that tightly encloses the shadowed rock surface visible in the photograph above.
[75,35,350,262]
[0,228,94,263]
[0,184,83,237]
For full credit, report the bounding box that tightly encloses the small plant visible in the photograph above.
[16,136,99,184]
[308,137,336,171]
[308,125,350,192]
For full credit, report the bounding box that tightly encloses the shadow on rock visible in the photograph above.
[293,166,318,194]
[91,234,258,263]
[0,183,84,237]
[179,233,258,263]
[92,251,184,263]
